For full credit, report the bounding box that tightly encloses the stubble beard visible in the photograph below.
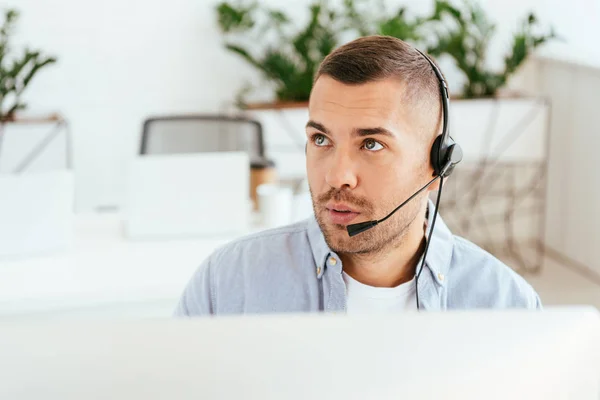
[311,187,425,257]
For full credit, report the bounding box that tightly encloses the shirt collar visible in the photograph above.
[306,199,454,286]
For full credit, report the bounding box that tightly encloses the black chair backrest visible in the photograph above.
[140,115,265,163]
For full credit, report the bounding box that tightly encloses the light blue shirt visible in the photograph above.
[174,202,541,316]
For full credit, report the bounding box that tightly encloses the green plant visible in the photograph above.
[216,0,342,106]
[217,0,557,104]
[341,0,427,43]
[216,0,429,106]
[0,9,56,121]
[427,0,557,98]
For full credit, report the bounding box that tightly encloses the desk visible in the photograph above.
[0,213,257,319]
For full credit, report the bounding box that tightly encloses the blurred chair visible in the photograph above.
[139,114,265,163]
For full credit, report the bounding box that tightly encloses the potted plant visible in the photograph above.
[0,7,59,164]
[216,0,434,108]
[0,7,59,165]
[427,0,556,98]
[0,9,57,123]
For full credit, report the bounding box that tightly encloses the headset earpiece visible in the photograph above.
[430,135,463,178]
[430,135,445,176]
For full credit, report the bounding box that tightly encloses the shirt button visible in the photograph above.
[438,273,445,282]
[329,257,337,266]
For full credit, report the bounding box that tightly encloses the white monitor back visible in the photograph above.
[124,152,250,238]
[0,170,74,257]
[1,307,599,400]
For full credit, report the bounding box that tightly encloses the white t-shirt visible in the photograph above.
[342,271,417,313]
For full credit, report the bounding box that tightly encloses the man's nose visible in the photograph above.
[325,149,358,190]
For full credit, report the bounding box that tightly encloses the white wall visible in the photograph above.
[529,55,600,274]
[4,0,599,211]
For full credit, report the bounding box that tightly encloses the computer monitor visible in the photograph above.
[123,151,250,239]
[1,307,599,399]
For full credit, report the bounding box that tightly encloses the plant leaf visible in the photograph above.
[216,1,256,33]
[224,43,261,69]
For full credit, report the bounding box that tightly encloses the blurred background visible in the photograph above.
[0,0,599,319]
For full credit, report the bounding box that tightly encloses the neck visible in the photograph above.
[341,209,428,288]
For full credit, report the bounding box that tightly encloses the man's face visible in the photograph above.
[306,75,435,254]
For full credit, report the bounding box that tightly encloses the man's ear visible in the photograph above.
[426,162,442,192]
[429,172,452,193]
[429,178,441,192]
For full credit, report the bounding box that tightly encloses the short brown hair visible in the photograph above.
[315,35,442,139]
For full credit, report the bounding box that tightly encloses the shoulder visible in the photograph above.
[209,219,312,266]
[446,235,542,309]
[174,219,316,316]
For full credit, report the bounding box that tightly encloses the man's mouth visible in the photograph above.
[326,202,359,213]
[325,204,361,225]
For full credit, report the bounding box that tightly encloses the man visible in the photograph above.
[174,35,541,316]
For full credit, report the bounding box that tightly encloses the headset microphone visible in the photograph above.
[346,175,441,237]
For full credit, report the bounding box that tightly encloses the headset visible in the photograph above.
[345,47,463,310]
[417,49,463,179]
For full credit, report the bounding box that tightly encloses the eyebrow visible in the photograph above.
[353,127,395,138]
[306,120,329,134]
[306,120,395,138]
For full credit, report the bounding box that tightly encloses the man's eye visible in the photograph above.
[313,134,330,147]
[363,139,383,151]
